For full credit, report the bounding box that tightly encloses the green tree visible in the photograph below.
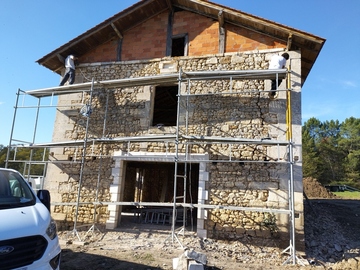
[302,117,360,189]
[317,120,345,183]
[0,146,48,176]
[302,124,322,179]
[0,145,9,168]
[302,118,345,185]
[302,118,329,183]
[339,117,360,188]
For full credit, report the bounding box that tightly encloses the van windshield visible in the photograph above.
[0,170,36,209]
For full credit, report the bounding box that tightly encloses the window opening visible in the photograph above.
[171,36,185,57]
[152,85,178,126]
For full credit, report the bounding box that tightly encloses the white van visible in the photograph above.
[0,168,61,270]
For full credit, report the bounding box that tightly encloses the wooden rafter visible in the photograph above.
[218,10,225,54]
[111,22,123,39]
[287,33,293,51]
[166,0,173,11]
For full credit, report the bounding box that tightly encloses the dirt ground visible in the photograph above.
[58,180,360,270]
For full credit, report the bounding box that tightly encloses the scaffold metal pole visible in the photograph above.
[71,78,95,241]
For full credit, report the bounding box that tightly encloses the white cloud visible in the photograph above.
[302,97,360,123]
[341,80,357,88]
[302,104,335,121]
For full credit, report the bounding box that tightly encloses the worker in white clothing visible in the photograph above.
[59,54,78,86]
[268,52,289,97]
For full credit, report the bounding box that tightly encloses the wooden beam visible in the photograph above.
[218,9,224,27]
[166,0,173,12]
[166,11,174,56]
[110,22,123,39]
[57,54,65,64]
[218,10,225,54]
[117,39,122,61]
[287,33,293,51]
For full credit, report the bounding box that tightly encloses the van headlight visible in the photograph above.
[46,219,57,240]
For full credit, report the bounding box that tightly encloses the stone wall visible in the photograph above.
[47,49,303,241]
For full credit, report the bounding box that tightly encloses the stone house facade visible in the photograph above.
[35,0,325,247]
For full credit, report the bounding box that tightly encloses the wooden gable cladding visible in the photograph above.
[37,0,325,85]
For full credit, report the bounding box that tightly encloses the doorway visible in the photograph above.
[121,161,199,226]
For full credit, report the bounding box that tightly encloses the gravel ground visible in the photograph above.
[58,198,360,270]
[59,223,299,270]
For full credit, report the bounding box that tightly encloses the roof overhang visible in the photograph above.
[36,0,325,85]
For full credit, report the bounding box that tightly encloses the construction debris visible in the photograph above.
[173,250,206,270]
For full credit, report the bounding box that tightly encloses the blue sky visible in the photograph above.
[1,0,359,146]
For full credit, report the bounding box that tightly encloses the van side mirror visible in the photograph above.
[37,190,51,212]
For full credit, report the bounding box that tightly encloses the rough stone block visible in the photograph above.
[188,260,204,270]
[196,229,207,239]
[105,220,116,230]
[198,190,208,200]
[173,254,188,270]
[185,250,207,265]
[52,213,66,221]
[199,171,209,181]
[206,57,217,64]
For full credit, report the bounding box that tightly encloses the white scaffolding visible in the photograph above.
[6,68,301,265]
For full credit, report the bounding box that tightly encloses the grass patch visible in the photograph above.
[333,191,360,199]
[133,252,155,262]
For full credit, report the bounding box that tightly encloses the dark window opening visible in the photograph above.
[153,85,178,126]
[171,37,185,57]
